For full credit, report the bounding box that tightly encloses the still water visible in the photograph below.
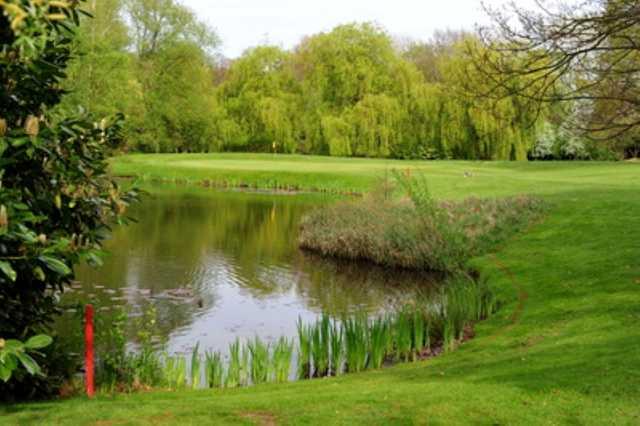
[60,186,437,355]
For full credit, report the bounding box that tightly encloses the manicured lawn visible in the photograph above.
[3,154,640,425]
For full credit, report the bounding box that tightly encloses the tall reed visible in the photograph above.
[205,351,224,389]
[311,315,331,377]
[330,321,343,376]
[226,339,242,388]
[163,354,187,390]
[190,343,201,389]
[248,337,270,385]
[272,337,294,383]
[369,317,389,369]
[343,315,368,373]
[395,310,413,362]
[412,310,425,360]
[297,318,312,379]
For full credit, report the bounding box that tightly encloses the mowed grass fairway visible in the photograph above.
[3,154,640,425]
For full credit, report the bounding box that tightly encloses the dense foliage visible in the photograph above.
[0,0,136,399]
[62,3,553,160]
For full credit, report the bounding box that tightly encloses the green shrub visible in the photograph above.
[0,0,137,399]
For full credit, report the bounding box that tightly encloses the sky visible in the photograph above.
[182,0,535,59]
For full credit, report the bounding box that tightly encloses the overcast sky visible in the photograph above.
[182,0,536,59]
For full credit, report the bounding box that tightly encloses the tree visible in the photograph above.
[0,0,136,399]
[126,0,219,58]
[218,46,299,153]
[122,0,222,153]
[477,0,640,143]
[60,0,142,123]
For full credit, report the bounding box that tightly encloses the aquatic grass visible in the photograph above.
[226,339,242,388]
[272,337,294,383]
[205,351,224,389]
[311,316,331,377]
[443,319,456,353]
[297,318,312,379]
[412,310,425,360]
[394,310,413,362]
[248,337,270,385]
[190,343,201,389]
[343,315,368,373]
[329,321,343,376]
[369,317,389,369]
[163,354,187,390]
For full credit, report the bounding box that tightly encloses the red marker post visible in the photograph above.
[84,304,95,398]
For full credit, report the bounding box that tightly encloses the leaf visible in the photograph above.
[16,352,41,376]
[0,261,17,282]
[0,362,12,383]
[25,335,52,350]
[38,256,72,276]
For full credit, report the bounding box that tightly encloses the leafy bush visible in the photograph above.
[0,0,137,398]
[299,173,545,272]
[0,335,52,383]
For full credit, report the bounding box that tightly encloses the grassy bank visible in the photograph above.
[3,155,640,425]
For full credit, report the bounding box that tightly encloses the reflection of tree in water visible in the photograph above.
[293,253,442,316]
[68,188,324,342]
[62,187,444,348]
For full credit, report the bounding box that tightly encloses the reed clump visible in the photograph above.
[299,173,545,273]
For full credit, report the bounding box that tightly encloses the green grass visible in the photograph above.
[3,154,640,425]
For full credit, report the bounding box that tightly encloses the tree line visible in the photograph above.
[58,0,638,160]
[60,0,569,161]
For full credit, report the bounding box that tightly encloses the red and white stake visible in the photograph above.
[84,304,95,398]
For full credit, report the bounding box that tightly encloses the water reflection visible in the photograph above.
[58,186,440,354]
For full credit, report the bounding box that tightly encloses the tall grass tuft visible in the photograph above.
[226,339,242,388]
[163,354,187,390]
[205,351,224,389]
[343,315,368,373]
[248,337,270,385]
[311,315,331,377]
[297,317,312,379]
[395,310,413,362]
[412,310,426,360]
[272,337,294,383]
[369,317,389,369]
[190,343,201,389]
[330,320,343,376]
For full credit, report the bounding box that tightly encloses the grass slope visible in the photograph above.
[3,154,640,425]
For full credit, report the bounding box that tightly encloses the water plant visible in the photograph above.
[226,339,242,388]
[329,321,343,376]
[369,317,389,369]
[412,310,426,360]
[190,344,201,389]
[205,351,224,389]
[311,316,331,377]
[297,318,312,379]
[248,337,269,385]
[163,354,187,390]
[394,310,413,362]
[272,337,294,383]
[343,315,368,373]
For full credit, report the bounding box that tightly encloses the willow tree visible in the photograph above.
[218,46,299,152]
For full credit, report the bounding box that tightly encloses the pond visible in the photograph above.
[58,185,440,355]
